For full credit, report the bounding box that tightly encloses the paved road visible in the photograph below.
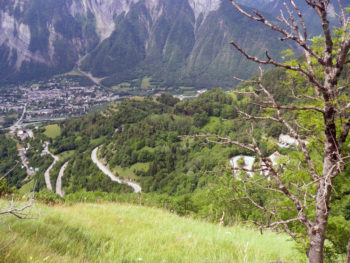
[9,103,27,134]
[91,147,142,193]
[56,161,69,197]
[19,147,31,181]
[44,143,59,191]
[15,103,27,127]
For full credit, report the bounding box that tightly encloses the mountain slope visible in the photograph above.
[0,201,303,263]
[0,0,295,88]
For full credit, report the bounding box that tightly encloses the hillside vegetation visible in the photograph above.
[0,201,304,263]
[2,65,349,260]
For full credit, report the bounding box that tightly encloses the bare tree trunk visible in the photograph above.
[308,202,328,263]
[346,232,350,263]
[308,241,324,263]
[308,141,336,263]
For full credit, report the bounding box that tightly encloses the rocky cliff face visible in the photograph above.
[0,0,296,88]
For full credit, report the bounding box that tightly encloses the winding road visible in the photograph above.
[91,147,142,193]
[56,161,69,197]
[44,143,59,191]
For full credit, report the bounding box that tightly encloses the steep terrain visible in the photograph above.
[0,201,303,263]
[0,0,294,88]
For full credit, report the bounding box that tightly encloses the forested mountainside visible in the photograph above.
[1,63,350,258]
[3,64,349,195]
[0,0,295,88]
[2,67,291,194]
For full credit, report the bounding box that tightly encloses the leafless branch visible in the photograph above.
[339,120,350,148]
[229,40,325,91]
[0,195,35,219]
[229,166,268,174]
[236,108,280,122]
[251,102,325,114]
[289,0,308,41]
[239,183,303,239]
[0,161,20,181]
[233,76,259,84]
[337,84,350,93]
[337,0,347,26]
[0,237,16,251]
[229,0,325,66]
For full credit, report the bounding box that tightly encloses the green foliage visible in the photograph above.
[40,88,291,199]
[0,179,15,197]
[0,135,26,188]
[193,112,209,127]
[7,65,347,260]
[157,93,180,106]
[35,189,64,205]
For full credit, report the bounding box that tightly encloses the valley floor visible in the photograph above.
[0,201,305,263]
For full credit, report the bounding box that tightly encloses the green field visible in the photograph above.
[0,202,304,263]
[7,113,18,119]
[58,150,75,160]
[202,117,221,132]
[18,180,35,196]
[112,162,149,181]
[141,77,152,90]
[44,124,61,139]
[112,82,131,91]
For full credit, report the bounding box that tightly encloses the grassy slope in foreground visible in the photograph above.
[0,202,305,263]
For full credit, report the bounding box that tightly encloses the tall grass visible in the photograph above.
[0,202,305,263]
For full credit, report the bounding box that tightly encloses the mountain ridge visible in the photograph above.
[0,0,300,88]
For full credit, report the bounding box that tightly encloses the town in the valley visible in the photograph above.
[0,78,120,129]
[0,75,208,130]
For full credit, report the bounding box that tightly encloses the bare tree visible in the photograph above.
[0,195,34,219]
[0,165,35,251]
[0,193,34,251]
[189,1,350,262]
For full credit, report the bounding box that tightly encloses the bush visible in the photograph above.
[35,190,64,205]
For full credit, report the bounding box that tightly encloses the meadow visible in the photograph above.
[43,124,61,139]
[0,201,305,263]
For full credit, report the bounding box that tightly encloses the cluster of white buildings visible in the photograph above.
[230,134,305,178]
[17,128,34,140]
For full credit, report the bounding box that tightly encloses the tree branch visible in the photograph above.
[251,102,325,114]
[0,161,19,181]
[229,0,325,66]
[0,196,35,219]
[229,40,325,91]
[339,119,350,148]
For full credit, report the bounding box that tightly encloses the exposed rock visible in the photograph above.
[0,0,296,87]
[188,0,221,19]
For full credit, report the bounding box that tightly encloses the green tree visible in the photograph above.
[207,1,350,262]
